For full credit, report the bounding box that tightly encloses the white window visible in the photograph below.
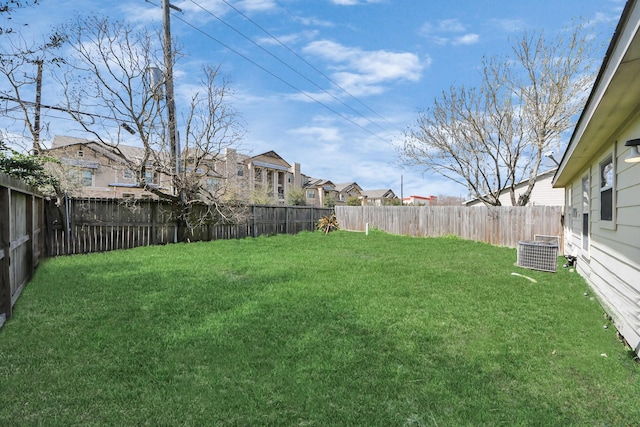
[582,175,589,251]
[565,186,572,232]
[206,178,220,191]
[77,150,84,158]
[144,171,157,184]
[599,154,614,223]
[123,169,133,179]
[307,190,315,199]
[70,169,93,186]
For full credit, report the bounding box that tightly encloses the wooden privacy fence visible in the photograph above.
[46,197,332,256]
[335,205,563,251]
[0,173,45,325]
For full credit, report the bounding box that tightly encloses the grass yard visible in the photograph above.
[0,230,639,426]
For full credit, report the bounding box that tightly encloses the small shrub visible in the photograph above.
[317,213,339,234]
[286,187,307,206]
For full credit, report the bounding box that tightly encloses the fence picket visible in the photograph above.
[44,198,331,256]
[335,205,563,252]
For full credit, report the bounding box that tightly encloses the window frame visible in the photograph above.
[581,173,589,252]
[70,168,93,187]
[599,149,616,230]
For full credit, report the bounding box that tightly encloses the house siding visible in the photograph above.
[465,172,564,207]
[553,0,640,354]
[563,135,640,353]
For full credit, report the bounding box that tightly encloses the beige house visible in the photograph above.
[334,182,364,205]
[552,0,640,355]
[242,150,302,205]
[361,189,398,206]
[45,135,170,199]
[46,137,304,204]
[303,177,338,207]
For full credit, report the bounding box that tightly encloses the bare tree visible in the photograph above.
[401,23,595,206]
[0,32,65,152]
[57,16,246,239]
[0,10,65,195]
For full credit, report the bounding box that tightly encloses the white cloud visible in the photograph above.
[419,18,479,46]
[296,16,336,27]
[453,33,479,45]
[301,40,423,97]
[437,19,467,33]
[287,126,342,143]
[172,0,276,20]
[420,18,466,36]
[256,30,319,47]
[236,0,278,12]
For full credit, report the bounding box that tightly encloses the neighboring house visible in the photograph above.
[403,195,437,206]
[44,135,170,199]
[182,146,253,203]
[303,177,338,207]
[334,182,363,205]
[362,189,398,206]
[552,0,640,354]
[46,138,304,204]
[464,169,563,207]
[242,150,302,205]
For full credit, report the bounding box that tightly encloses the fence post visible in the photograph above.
[26,193,34,278]
[252,205,256,238]
[285,206,290,235]
[151,200,158,245]
[0,185,11,323]
[64,193,71,255]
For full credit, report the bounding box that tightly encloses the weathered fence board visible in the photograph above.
[0,173,45,324]
[335,205,563,251]
[46,198,331,256]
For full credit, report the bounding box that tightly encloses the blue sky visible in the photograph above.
[2,0,625,198]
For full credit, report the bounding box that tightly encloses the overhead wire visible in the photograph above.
[0,95,135,125]
[207,0,393,131]
[253,0,396,128]
[188,0,385,131]
[149,1,390,142]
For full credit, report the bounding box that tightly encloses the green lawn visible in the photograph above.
[0,230,638,426]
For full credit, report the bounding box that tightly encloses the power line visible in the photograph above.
[244,0,395,128]
[0,95,135,124]
[186,0,387,134]
[145,1,389,142]
[199,0,392,132]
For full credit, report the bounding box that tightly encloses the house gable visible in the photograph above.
[248,151,291,170]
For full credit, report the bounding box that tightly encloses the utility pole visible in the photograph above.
[33,60,43,154]
[162,0,182,194]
